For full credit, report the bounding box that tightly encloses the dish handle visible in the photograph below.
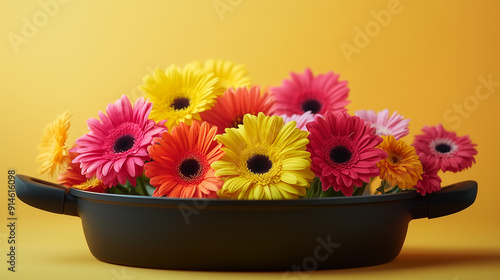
[15,175,78,216]
[412,180,478,219]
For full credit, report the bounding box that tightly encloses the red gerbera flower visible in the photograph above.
[413,124,477,173]
[199,86,275,135]
[306,112,387,196]
[271,68,350,116]
[144,121,225,198]
[415,153,442,196]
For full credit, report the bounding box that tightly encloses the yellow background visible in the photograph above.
[1,0,499,279]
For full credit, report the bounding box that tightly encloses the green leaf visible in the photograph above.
[140,175,156,196]
[386,185,403,193]
[107,183,132,194]
[105,174,155,196]
[319,185,345,197]
[306,177,322,198]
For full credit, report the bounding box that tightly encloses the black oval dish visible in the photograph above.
[15,175,477,271]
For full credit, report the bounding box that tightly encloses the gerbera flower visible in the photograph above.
[144,121,224,198]
[199,86,275,135]
[306,112,387,196]
[190,59,252,92]
[270,68,350,116]
[280,111,316,131]
[212,113,315,200]
[36,111,71,177]
[73,95,166,186]
[413,124,477,173]
[415,153,442,196]
[355,109,410,140]
[72,177,107,193]
[377,135,423,190]
[57,147,87,187]
[140,64,222,130]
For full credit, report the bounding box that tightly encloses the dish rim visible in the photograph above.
[69,186,422,206]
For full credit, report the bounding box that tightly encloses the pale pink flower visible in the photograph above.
[355,109,410,140]
[280,111,317,131]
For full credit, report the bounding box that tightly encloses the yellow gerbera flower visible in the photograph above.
[212,112,315,199]
[36,111,71,177]
[377,135,423,190]
[190,59,252,92]
[140,64,222,130]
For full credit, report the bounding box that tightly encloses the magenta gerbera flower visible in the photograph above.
[306,112,387,196]
[415,153,442,196]
[271,68,350,116]
[413,124,477,173]
[355,109,410,140]
[280,111,317,131]
[74,95,166,186]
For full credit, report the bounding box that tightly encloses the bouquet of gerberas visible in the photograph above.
[36,60,478,200]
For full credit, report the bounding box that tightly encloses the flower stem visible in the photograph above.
[306,177,320,198]
[314,178,323,198]
[115,184,129,194]
[376,180,387,194]
[386,185,402,193]
[352,182,368,196]
[135,175,148,196]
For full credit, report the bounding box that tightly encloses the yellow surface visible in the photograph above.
[1,0,500,279]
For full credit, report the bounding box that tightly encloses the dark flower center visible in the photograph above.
[301,99,322,114]
[435,143,451,153]
[113,134,135,153]
[179,158,201,179]
[329,145,352,164]
[171,97,190,110]
[232,116,243,128]
[389,155,400,164]
[247,154,273,174]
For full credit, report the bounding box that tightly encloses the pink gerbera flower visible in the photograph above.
[271,68,350,116]
[73,95,166,186]
[280,111,317,131]
[413,124,477,173]
[415,153,442,196]
[355,109,410,140]
[306,112,387,196]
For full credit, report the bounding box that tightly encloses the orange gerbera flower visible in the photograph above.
[199,86,275,135]
[144,121,225,198]
[58,146,109,193]
[377,135,423,190]
[57,147,87,187]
